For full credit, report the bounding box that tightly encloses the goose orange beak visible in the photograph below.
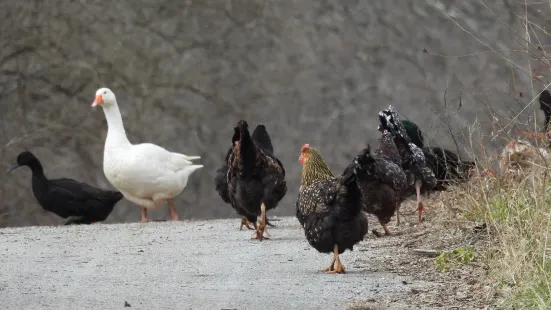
[91,94,103,107]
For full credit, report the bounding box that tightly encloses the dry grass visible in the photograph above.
[434,163,551,309]
[426,0,551,306]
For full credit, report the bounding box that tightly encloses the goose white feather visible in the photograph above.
[92,87,203,216]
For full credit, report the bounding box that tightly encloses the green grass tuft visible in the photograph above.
[462,169,551,308]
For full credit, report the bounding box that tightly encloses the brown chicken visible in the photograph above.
[354,131,408,235]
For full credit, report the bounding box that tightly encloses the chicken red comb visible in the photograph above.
[301,144,310,152]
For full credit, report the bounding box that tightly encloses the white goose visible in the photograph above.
[91,88,203,222]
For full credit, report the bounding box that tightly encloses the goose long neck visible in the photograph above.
[102,102,130,147]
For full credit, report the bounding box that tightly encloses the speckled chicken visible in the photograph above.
[296,144,369,274]
[217,120,287,240]
[214,124,278,230]
[378,106,437,224]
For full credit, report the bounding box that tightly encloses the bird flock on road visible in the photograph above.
[7,87,551,273]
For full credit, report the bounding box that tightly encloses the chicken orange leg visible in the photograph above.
[414,180,424,223]
[333,252,345,274]
[239,217,255,230]
[320,248,337,272]
[325,245,345,274]
[252,203,269,241]
[141,207,150,223]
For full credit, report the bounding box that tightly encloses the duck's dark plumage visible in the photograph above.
[8,151,123,225]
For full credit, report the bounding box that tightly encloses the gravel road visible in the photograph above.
[0,217,436,310]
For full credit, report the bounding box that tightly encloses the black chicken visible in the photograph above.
[378,106,437,224]
[217,120,287,241]
[400,119,475,190]
[215,124,280,231]
[7,151,123,225]
[296,144,369,274]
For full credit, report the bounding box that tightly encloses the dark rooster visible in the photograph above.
[296,144,368,273]
[356,130,408,235]
[400,119,475,190]
[7,151,123,225]
[378,106,437,224]
[219,120,287,240]
[215,124,280,230]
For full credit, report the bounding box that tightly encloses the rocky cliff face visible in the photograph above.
[0,0,548,226]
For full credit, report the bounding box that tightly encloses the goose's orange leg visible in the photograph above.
[141,207,150,223]
[168,199,180,221]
